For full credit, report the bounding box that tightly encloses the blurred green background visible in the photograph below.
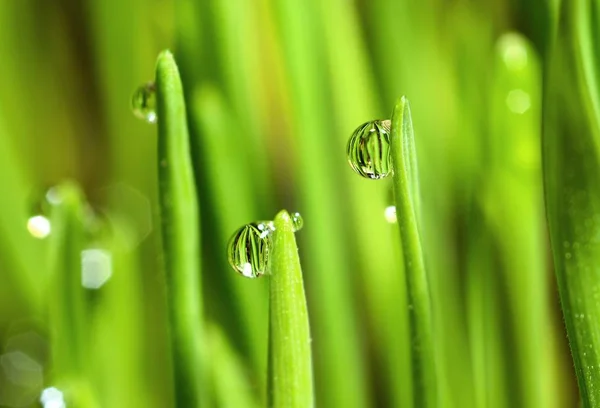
[0,0,584,407]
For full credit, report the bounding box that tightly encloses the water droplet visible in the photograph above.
[291,212,304,232]
[40,387,65,408]
[227,222,274,278]
[27,215,51,239]
[81,248,113,289]
[384,206,397,223]
[506,89,531,114]
[131,82,157,123]
[347,120,392,179]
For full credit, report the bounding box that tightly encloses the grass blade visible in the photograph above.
[390,96,437,408]
[47,182,89,382]
[543,2,600,406]
[268,210,313,408]
[155,50,204,407]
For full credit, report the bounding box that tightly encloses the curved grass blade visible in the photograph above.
[390,97,437,408]
[543,2,600,406]
[268,210,313,408]
[155,50,204,407]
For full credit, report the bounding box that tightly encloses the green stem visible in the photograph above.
[155,50,204,407]
[268,210,313,408]
[390,97,437,408]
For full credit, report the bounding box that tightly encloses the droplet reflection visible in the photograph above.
[27,215,51,239]
[347,120,392,179]
[384,206,397,223]
[131,82,157,123]
[291,212,304,232]
[227,222,274,278]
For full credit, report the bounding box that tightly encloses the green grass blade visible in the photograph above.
[390,96,437,408]
[268,210,313,408]
[155,50,204,407]
[47,182,89,382]
[544,2,600,406]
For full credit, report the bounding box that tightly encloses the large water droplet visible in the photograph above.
[227,222,274,278]
[347,120,392,179]
[291,212,304,232]
[131,82,157,123]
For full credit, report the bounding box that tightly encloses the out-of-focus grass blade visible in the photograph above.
[208,323,260,408]
[155,50,204,407]
[544,2,600,406]
[271,1,370,406]
[390,97,437,408]
[47,182,88,381]
[268,210,313,408]
[191,86,268,382]
[47,181,95,406]
[90,220,149,408]
[486,32,557,408]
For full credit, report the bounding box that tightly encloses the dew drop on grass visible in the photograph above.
[291,212,304,232]
[227,221,274,278]
[384,206,397,223]
[347,120,392,179]
[27,215,51,239]
[131,82,157,123]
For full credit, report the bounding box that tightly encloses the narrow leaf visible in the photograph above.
[268,210,313,408]
[544,2,600,407]
[390,96,437,408]
[155,50,204,407]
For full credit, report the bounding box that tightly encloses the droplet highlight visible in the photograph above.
[131,82,157,123]
[227,222,274,278]
[384,206,397,223]
[291,212,304,232]
[27,215,51,239]
[347,120,392,179]
[81,248,113,289]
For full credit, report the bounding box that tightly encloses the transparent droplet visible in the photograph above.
[131,82,157,123]
[227,222,274,278]
[384,206,397,223]
[27,215,51,239]
[291,212,304,232]
[347,120,392,179]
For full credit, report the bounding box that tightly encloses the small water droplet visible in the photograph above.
[566,252,572,260]
[27,215,51,239]
[227,222,274,278]
[384,206,397,223]
[347,120,392,179]
[497,33,529,71]
[291,212,304,232]
[131,82,157,123]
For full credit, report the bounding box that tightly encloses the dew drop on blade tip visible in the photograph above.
[347,119,392,179]
[291,212,304,232]
[227,222,274,278]
[131,82,157,123]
